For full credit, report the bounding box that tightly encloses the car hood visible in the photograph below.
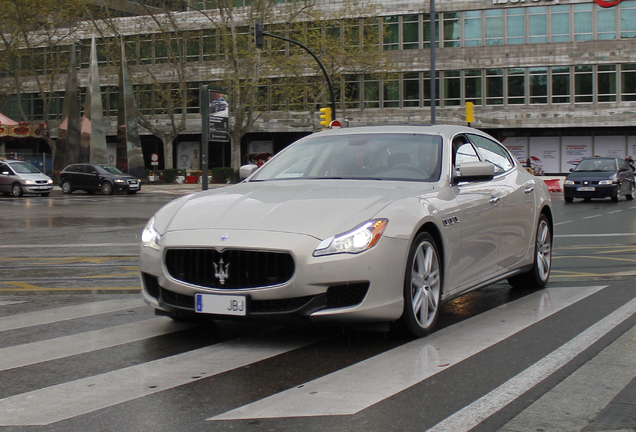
[18,172,51,181]
[161,180,434,239]
[566,171,616,180]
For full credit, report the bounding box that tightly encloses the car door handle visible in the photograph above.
[524,186,534,194]
[490,196,500,205]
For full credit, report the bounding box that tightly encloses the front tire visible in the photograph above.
[508,214,552,289]
[564,196,573,203]
[101,181,113,195]
[611,187,619,202]
[12,183,23,197]
[399,232,442,338]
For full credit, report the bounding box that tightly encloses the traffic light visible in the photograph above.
[319,107,332,128]
[465,102,474,124]
[253,20,264,50]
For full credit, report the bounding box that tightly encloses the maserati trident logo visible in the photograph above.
[214,258,230,285]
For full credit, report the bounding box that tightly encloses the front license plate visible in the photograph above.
[195,293,247,316]
[577,186,595,191]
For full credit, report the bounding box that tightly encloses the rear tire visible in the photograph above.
[398,232,442,338]
[508,214,552,289]
[61,181,72,194]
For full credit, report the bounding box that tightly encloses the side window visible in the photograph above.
[0,163,7,173]
[468,134,514,174]
[452,135,481,174]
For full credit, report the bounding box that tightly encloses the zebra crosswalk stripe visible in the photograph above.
[211,286,607,421]
[0,317,193,372]
[0,298,145,332]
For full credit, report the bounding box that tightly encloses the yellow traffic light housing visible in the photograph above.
[319,107,332,128]
[465,102,475,124]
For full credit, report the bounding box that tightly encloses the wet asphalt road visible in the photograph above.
[0,185,635,431]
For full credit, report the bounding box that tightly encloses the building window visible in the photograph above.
[344,75,360,109]
[507,9,525,45]
[403,15,420,50]
[597,6,616,40]
[485,9,503,46]
[597,65,617,102]
[574,4,593,41]
[552,66,570,104]
[621,64,636,101]
[508,68,526,105]
[423,71,440,107]
[403,72,420,107]
[423,13,440,49]
[551,5,570,42]
[363,75,379,108]
[443,71,461,106]
[140,36,152,65]
[575,65,593,103]
[529,7,548,43]
[486,69,503,105]
[463,11,482,47]
[443,12,461,48]
[621,1,636,39]
[383,16,399,51]
[465,70,482,105]
[529,67,548,104]
[383,78,399,107]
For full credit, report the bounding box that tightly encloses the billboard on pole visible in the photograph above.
[209,90,229,142]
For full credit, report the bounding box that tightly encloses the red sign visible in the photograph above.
[330,120,342,129]
[151,153,159,162]
[594,0,623,7]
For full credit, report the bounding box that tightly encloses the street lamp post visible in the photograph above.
[430,0,436,125]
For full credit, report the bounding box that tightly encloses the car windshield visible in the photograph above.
[574,159,616,172]
[11,162,40,174]
[97,165,125,175]
[250,133,443,182]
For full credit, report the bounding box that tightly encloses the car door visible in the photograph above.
[468,134,535,270]
[617,159,633,195]
[83,165,100,191]
[447,135,502,293]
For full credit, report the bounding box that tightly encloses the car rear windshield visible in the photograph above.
[250,133,443,182]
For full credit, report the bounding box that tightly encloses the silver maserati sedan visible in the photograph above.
[140,125,553,338]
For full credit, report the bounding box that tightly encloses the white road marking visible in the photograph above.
[0,334,316,426]
[554,220,573,226]
[428,296,636,432]
[583,214,602,219]
[0,317,192,372]
[0,299,145,332]
[0,300,27,307]
[608,210,623,214]
[211,286,606,421]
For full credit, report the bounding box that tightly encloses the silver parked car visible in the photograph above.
[140,125,553,337]
[0,159,53,197]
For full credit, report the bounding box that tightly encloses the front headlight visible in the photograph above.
[564,180,574,185]
[46,179,53,184]
[141,216,162,250]
[313,219,388,257]
[598,180,613,185]
[115,179,126,184]
[23,180,35,185]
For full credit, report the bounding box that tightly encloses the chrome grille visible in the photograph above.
[165,248,295,289]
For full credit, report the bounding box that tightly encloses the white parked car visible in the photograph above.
[140,125,553,337]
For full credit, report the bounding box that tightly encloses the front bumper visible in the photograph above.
[139,228,407,324]
[23,184,53,193]
[563,184,618,199]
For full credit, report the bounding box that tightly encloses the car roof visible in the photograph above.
[310,124,493,140]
